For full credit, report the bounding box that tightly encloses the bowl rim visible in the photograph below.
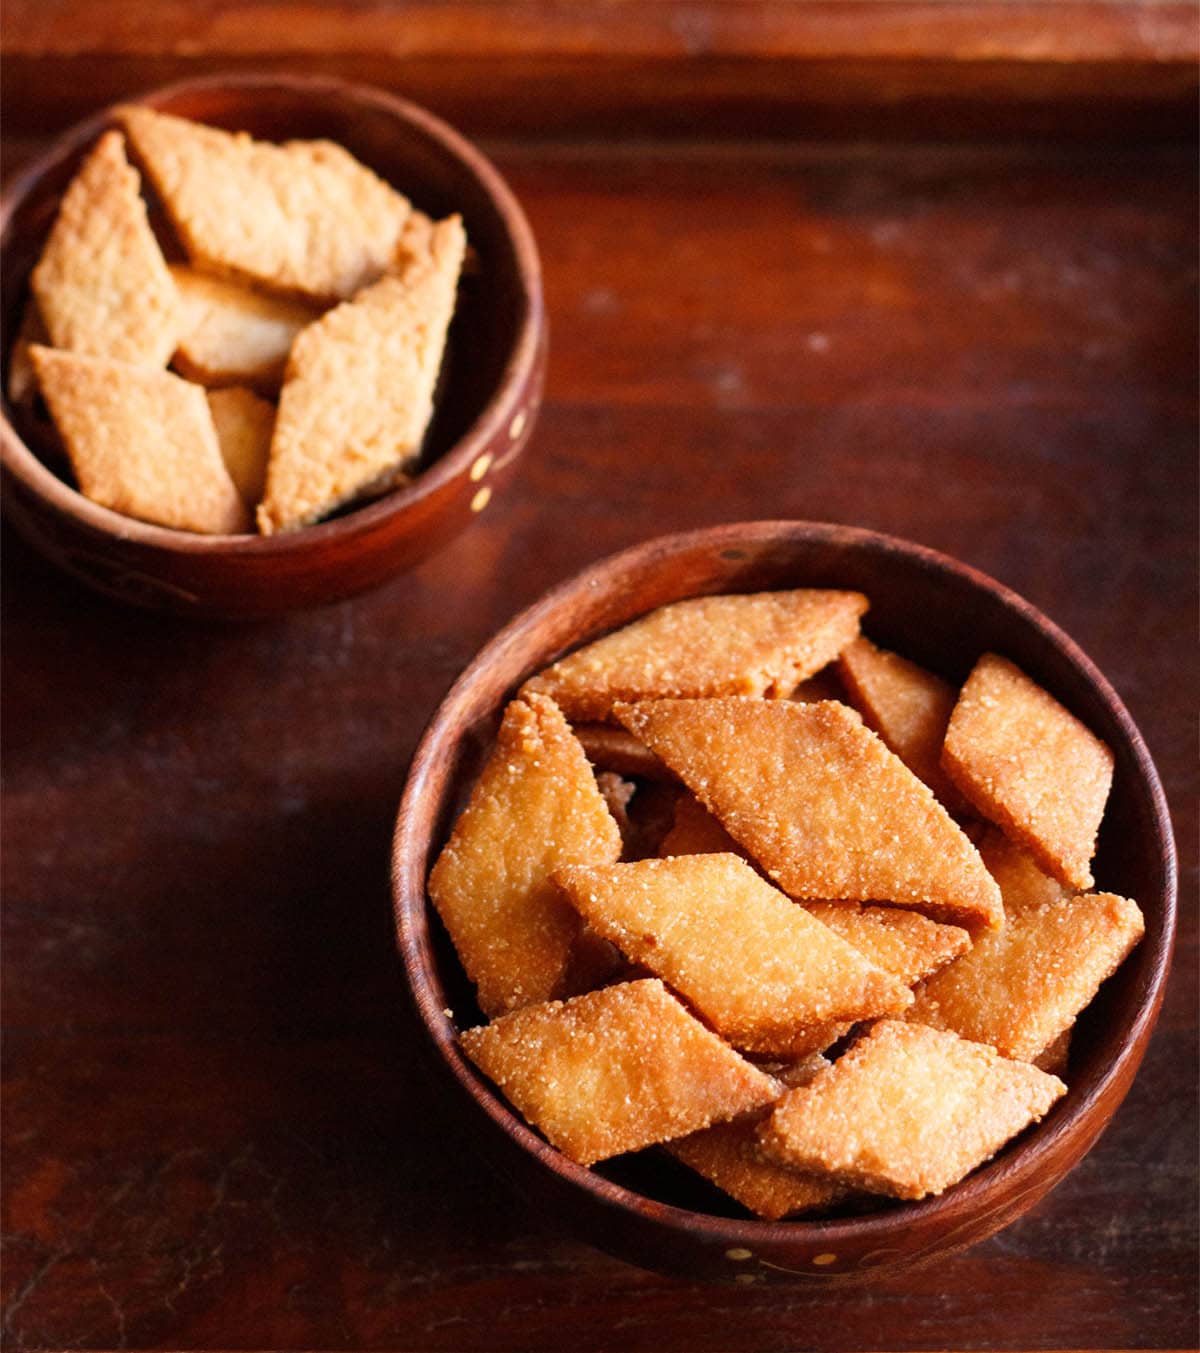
[391,518,1177,1250]
[0,70,544,554]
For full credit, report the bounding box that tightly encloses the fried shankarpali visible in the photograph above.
[758,1020,1066,1200]
[553,854,912,1051]
[427,693,621,1016]
[942,654,1113,890]
[522,590,868,721]
[616,698,1003,931]
[460,979,778,1165]
[906,830,1144,1061]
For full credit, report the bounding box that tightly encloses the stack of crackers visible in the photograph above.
[428,589,1145,1217]
[10,107,466,535]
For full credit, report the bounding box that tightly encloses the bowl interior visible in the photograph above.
[1,75,533,531]
[394,521,1175,1234]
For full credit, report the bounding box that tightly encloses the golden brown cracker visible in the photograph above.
[616,697,1003,931]
[758,1020,1066,1200]
[942,653,1114,890]
[31,346,248,534]
[804,902,971,987]
[31,130,179,368]
[206,387,275,507]
[257,215,465,533]
[427,693,622,1017]
[171,265,317,392]
[1034,1028,1072,1077]
[553,854,912,1050]
[118,105,411,303]
[573,723,674,781]
[906,878,1144,1062]
[459,978,778,1165]
[837,636,968,812]
[658,793,745,859]
[522,589,868,721]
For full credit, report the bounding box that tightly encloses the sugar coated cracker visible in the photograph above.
[31,346,248,535]
[460,978,778,1165]
[554,854,912,1050]
[758,1020,1066,1200]
[427,693,621,1017]
[616,698,1003,930]
[942,654,1114,890]
[32,130,179,368]
[522,590,868,721]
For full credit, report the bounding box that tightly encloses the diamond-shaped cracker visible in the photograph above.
[171,266,317,393]
[554,854,912,1050]
[428,693,621,1017]
[837,636,969,813]
[118,106,411,303]
[941,654,1114,890]
[667,1057,845,1220]
[257,215,465,534]
[460,978,778,1165]
[573,723,674,781]
[31,347,248,534]
[521,590,868,722]
[32,130,179,368]
[658,792,745,858]
[758,1020,1066,1200]
[616,698,1003,930]
[206,387,274,508]
[906,829,1144,1061]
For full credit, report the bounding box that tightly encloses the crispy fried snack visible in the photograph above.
[257,215,465,534]
[206,387,274,507]
[787,667,847,704]
[616,698,1003,930]
[942,654,1114,889]
[553,854,913,1051]
[758,1020,1066,1200]
[522,590,868,721]
[171,266,317,393]
[31,346,248,534]
[804,902,971,987]
[118,106,411,303]
[460,979,778,1165]
[31,131,179,368]
[573,723,674,781]
[594,770,636,849]
[837,636,968,812]
[427,693,621,1017]
[658,793,745,858]
[1034,1029,1071,1077]
[906,831,1144,1060]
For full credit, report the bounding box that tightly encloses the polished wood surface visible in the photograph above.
[2,23,1197,1351]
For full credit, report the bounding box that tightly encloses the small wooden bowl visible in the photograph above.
[392,520,1176,1285]
[0,73,545,618]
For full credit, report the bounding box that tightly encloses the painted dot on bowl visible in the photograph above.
[813,1252,837,1266]
[470,486,492,514]
[509,409,526,441]
[469,452,492,482]
[725,1247,752,1261]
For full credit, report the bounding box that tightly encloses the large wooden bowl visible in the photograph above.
[391,520,1176,1285]
[0,73,545,618]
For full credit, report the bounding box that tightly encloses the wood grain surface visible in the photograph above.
[2,31,1197,1353]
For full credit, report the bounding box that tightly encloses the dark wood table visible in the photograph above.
[3,5,1197,1348]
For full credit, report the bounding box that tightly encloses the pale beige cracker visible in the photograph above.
[31,130,179,368]
[427,693,621,1017]
[573,723,674,781]
[555,854,912,1051]
[257,215,465,533]
[617,698,1003,931]
[522,589,868,722]
[31,346,248,534]
[942,653,1114,890]
[906,834,1144,1061]
[206,387,275,507]
[118,105,411,303]
[459,978,778,1165]
[837,636,969,813]
[171,265,317,392]
[758,1020,1066,1200]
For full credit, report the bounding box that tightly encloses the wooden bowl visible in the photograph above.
[0,73,545,618]
[391,520,1176,1285]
